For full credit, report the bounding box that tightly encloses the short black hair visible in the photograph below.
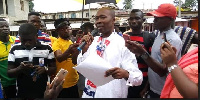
[19,23,37,37]
[130,9,144,18]
[54,18,70,29]
[80,22,94,30]
[0,19,6,21]
[28,12,41,17]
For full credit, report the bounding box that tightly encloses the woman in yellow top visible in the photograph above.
[52,18,80,98]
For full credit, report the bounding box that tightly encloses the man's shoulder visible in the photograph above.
[39,32,50,37]
[40,43,52,49]
[10,44,23,51]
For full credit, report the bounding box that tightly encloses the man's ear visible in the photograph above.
[113,17,115,23]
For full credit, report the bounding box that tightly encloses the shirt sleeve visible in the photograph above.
[52,41,61,52]
[168,36,182,60]
[121,47,143,87]
[77,48,91,65]
[47,45,55,60]
[8,46,16,63]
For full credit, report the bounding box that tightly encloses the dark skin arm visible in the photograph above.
[160,42,198,98]
[125,40,168,77]
[140,80,150,98]
[54,43,79,63]
[104,67,129,80]
[71,49,80,65]
[80,34,94,55]
[7,62,34,78]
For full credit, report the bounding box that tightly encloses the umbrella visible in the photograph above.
[74,0,121,24]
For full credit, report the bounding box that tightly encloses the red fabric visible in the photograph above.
[129,36,144,42]
[160,47,198,98]
[147,3,177,19]
[142,72,148,77]
[138,63,148,68]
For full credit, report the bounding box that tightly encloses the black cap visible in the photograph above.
[54,18,70,29]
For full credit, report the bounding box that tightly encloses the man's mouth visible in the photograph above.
[97,26,103,30]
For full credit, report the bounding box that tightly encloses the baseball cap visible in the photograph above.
[147,3,177,19]
[54,18,70,29]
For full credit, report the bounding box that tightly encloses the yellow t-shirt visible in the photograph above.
[0,36,15,61]
[50,36,57,45]
[52,37,79,88]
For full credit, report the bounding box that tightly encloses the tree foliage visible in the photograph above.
[29,1,34,12]
[123,0,133,10]
[174,0,198,11]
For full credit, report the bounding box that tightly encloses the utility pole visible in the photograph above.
[143,3,144,10]
[178,0,181,18]
[2,0,6,16]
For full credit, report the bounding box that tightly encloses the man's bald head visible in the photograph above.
[98,7,115,18]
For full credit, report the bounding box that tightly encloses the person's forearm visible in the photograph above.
[143,57,168,77]
[7,65,23,78]
[171,66,198,98]
[56,50,71,63]
[71,52,79,65]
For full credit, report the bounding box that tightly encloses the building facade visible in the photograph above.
[0,0,30,25]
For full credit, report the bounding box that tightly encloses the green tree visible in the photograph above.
[174,0,198,11]
[29,1,34,12]
[123,0,133,10]
[182,0,198,10]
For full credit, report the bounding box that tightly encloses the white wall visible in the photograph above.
[7,0,15,16]
[5,0,29,25]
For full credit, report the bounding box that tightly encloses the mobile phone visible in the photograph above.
[23,61,32,65]
[50,68,68,87]
[123,34,130,41]
[163,33,167,42]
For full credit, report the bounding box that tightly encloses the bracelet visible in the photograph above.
[168,64,178,73]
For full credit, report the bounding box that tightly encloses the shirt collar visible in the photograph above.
[161,29,173,35]
[0,35,14,44]
[20,40,42,49]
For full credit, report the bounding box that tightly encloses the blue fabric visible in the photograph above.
[0,82,3,98]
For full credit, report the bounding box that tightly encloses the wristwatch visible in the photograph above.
[140,52,150,60]
[44,66,48,72]
[168,64,178,73]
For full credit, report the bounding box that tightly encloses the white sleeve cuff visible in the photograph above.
[77,50,89,65]
[126,70,143,87]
